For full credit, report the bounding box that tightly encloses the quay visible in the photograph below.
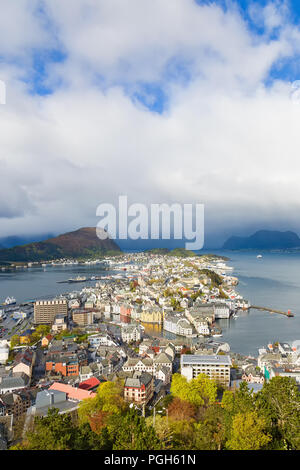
[250,306,294,317]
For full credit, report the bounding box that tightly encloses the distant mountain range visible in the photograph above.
[0,227,121,262]
[0,233,54,249]
[223,230,300,250]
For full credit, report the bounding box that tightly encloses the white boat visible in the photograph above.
[257,254,263,258]
[3,296,16,306]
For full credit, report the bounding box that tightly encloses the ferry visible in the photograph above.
[68,276,87,283]
[2,296,16,306]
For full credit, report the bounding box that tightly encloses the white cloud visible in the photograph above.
[1,1,300,246]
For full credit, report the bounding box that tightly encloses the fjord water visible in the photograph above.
[213,250,300,356]
[0,252,300,356]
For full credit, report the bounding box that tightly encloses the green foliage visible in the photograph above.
[20,408,78,450]
[226,411,271,450]
[10,334,20,348]
[109,410,161,450]
[171,373,217,407]
[78,380,126,425]
[168,248,196,258]
[10,376,300,451]
[35,325,51,337]
[194,405,226,450]
[255,376,300,449]
[198,269,223,287]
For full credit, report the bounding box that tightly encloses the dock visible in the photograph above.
[250,306,294,317]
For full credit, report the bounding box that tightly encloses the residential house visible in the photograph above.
[121,325,143,343]
[12,348,34,378]
[124,371,154,405]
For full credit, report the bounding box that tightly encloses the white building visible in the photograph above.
[181,354,231,387]
[213,303,231,319]
[163,314,193,337]
[0,341,9,365]
[121,325,143,343]
[89,333,118,348]
[194,320,210,336]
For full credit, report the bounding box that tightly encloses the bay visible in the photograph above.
[0,251,300,356]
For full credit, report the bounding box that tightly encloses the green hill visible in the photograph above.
[0,227,121,262]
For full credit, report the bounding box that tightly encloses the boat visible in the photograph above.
[3,296,16,306]
[211,327,223,337]
[68,276,87,283]
[257,254,263,258]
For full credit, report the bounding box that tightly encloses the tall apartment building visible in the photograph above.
[72,309,94,326]
[180,354,232,387]
[34,299,68,325]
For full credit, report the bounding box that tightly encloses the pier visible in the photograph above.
[250,306,294,317]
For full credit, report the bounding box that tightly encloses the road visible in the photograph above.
[32,346,46,382]
[0,304,34,340]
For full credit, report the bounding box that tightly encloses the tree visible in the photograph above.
[35,325,50,337]
[87,410,110,434]
[10,334,20,348]
[194,405,226,450]
[222,381,255,416]
[256,376,300,449]
[171,373,217,407]
[20,408,77,450]
[78,380,126,426]
[146,415,173,449]
[109,410,161,450]
[226,411,271,450]
[168,397,196,422]
[169,419,195,450]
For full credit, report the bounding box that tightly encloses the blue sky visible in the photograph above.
[20,0,300,113]
[1,0,300,248]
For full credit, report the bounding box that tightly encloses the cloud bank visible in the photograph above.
[1,0,300,247]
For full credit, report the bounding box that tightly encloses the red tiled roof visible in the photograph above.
[78,377,100,390]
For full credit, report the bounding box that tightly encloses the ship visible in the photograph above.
[68,276,87,283]
[3,296,16,306]
[257,254,263,258]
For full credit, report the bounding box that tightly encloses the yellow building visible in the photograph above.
[140,309,164,324]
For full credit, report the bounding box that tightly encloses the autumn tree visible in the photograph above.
[226,411,271,450]
[171,373,217,407]
[167,397,196,422]
[78,380,127,426]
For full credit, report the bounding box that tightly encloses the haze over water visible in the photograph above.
[0,251,299,356]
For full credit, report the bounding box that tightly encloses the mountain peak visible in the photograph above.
[223,230,300,250]
[0,227,121,262]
